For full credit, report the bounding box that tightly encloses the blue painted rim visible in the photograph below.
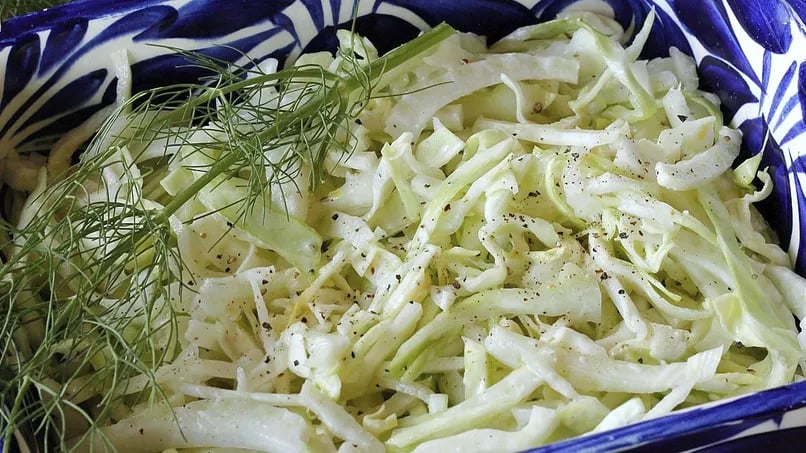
[538,379,806,452]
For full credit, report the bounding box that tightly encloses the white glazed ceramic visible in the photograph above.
[1,0,805,451]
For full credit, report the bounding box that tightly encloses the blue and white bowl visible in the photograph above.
[1,0,805,451]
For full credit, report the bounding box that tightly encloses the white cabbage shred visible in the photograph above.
[59,10,806,453]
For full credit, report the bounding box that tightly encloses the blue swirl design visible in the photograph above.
[740,117,795,265]
[791,0,806,23]
[1,0,806,451]
[698,55,758,119]
[39,18,88,75]
[800,61,806,123]
[672,0,759,84]
[766,57,796,123]
[731,0,793,53]
[1,33,40,112]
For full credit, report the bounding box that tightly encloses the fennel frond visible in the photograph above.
[0,23,455,451]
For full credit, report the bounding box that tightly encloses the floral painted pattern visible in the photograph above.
[1,0,805,451]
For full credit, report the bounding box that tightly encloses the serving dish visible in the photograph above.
[0,0,805,451]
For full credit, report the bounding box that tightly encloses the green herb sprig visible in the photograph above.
[0,23,454,451]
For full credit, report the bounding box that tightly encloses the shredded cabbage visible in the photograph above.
[43,9,806,453]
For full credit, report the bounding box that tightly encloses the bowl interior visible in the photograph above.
[1,0,805,451]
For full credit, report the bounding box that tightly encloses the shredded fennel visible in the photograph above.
[5,9,806,453]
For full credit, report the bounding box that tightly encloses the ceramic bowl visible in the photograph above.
[1,0,805,451]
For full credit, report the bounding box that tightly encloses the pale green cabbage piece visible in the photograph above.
[59,8,806,453]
